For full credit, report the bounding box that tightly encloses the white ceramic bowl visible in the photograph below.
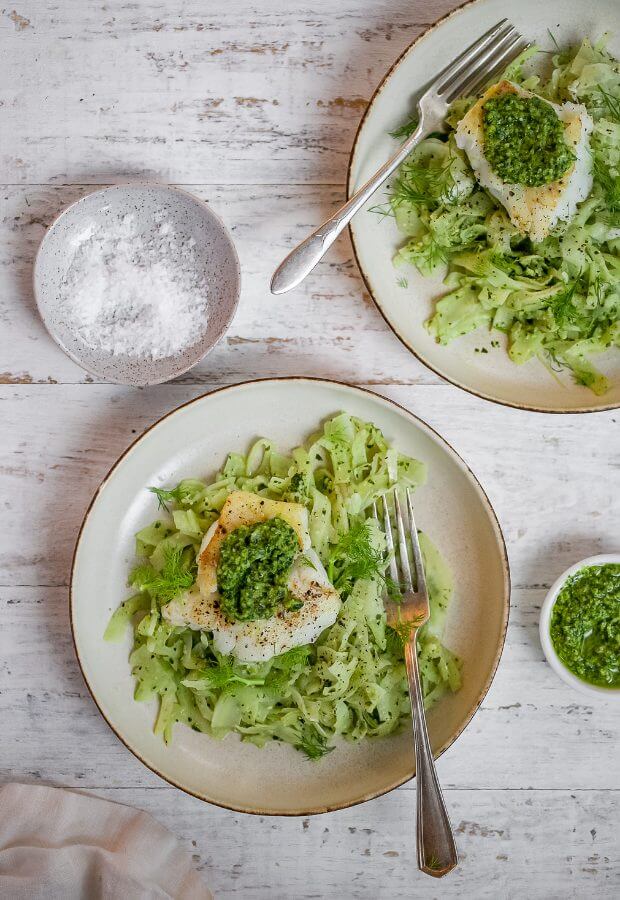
[539,554,620,698]
[71,378,510,814]
[34,183,240,386]
[348,0,620,413]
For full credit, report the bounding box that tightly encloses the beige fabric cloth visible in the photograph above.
[0,783,212,900]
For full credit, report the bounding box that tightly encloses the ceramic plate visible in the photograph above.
[34,183,240,386]
[348,0,620,412]
[71,378,509,814]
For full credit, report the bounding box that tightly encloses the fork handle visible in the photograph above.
[405,638,458,878]
[270,122,426,294]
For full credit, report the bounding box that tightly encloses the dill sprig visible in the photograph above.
[193,660,265,689]
[267,645,312,692]
[149,485,184,511]
[368,201,395,219]
[388,619,414,650]
[386,612,427,654]
[391,156,455,211]
[328,518,402,602]
[592,275,608,306]
[328,520,387,597]
[597,86,620,123]
[296,724,333,761]
[592,156,620,221]
[423,237,449,268]
[389,115,419,140]
[549,280,580,325]
[546,28,561,53]
[130,546,195,603]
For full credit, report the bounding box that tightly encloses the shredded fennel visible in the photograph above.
[384,38,620,394]
[105,413,461,758]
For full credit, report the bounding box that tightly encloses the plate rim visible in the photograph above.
[70,375,511,815]
[33,181,242,386]
[346,0,620,414]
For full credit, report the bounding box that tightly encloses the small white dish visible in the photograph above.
[34,183,240,386]
[539,554,620,698]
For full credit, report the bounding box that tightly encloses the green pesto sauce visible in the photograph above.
[483,94,574,187]
[217,517,300,622]
[550,564,620,688]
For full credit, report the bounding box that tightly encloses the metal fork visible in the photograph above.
[271,19,527,294]
[372,489,458,878]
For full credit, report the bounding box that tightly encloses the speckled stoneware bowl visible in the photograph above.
[348,0,620,412]
[33,183,240,386]
[71,378,510,815]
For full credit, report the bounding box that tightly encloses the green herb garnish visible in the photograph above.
[546,28,561,53]
[267,645,312,692]
[130,546,195,603]
[391,159,453,208]
[592,156,620,223]
[389,115,419,140]
[187,660,266,689]
[149,485,183,511]
[597,86,620,123]
[328,520,386,596]
[549,280,580,325]
[296,724,333,760]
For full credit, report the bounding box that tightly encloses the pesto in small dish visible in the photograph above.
[549,563,620,688]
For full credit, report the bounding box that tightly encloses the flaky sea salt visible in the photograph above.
[58,213,211,360]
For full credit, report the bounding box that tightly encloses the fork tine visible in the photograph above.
[406,488,427,598]
[444,33,525,102]
[439,25,519,99]
[393,491,413,592]
[433,20,512,95]
[452,38,530,102]
[381,494,400,587]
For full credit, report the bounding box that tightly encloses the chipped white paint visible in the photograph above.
[0,2,618,897]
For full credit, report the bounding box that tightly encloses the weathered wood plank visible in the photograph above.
[1,583,619,794]
[1,1,457,186]
[0,384,617,796]
[3,777,618,898]
[1,2,618,894]
[0,384,616,588]
[96,786,620,898]
[0,183,439,386]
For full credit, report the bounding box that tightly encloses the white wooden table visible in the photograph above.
[1,2,619,897]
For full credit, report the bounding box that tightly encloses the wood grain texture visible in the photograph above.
[0,183,439,386]
[1,1,619,896]
[1,385,617,589]
[0,1,454,186]
[3,779,618,899]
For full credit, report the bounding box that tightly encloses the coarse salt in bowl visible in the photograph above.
[34,183,240,386]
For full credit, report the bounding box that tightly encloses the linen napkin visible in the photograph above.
[0,782,212,899]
